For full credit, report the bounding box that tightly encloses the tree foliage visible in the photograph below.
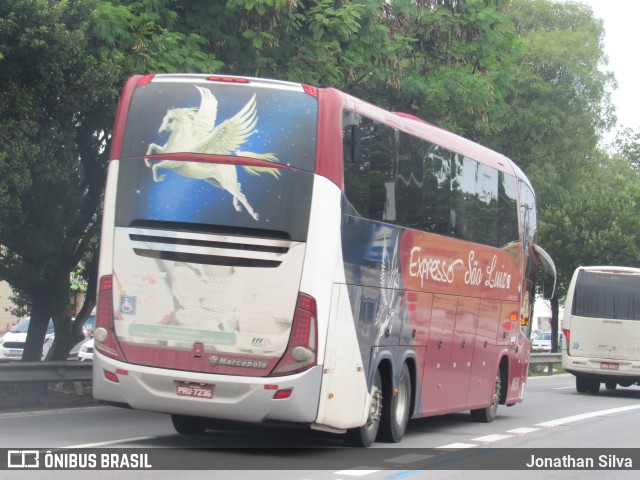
[0,0,637,360]
[478,0,638,349]
[0,0,217,360]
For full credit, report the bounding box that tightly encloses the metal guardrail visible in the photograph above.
[0,354,562,385]
[529,352,562,364]
[0,360,92,384]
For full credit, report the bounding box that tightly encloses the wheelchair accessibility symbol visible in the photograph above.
[119,296,137,315]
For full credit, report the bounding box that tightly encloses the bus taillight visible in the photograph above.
[302,84,318,97]
[270,293,318,376]
[136,74,155,87]
[562,328,571,355]
[207,76,250,84]
[95,275,125,360]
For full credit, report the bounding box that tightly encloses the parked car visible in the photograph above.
[531,331,552,352]
[82,312,95,337]
[77,337,94,361]
[0,317,54,360]
[68,311,96,360]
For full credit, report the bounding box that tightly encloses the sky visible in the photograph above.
[569,0,640,142]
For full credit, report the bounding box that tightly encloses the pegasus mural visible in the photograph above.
[144,86,281,220]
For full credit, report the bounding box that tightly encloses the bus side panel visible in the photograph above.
[449,296,480,410]
[420,294,457,415]
[501,301,528,403]
[404,291,433,416]
[314,283,369,429]
[300,176,369,429]
[467,298,502,409]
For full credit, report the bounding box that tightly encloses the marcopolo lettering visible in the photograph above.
[209,355,268,369]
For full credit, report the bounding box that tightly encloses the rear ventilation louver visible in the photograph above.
[129,229,291,268]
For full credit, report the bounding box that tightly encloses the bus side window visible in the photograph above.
[343,113,369,217]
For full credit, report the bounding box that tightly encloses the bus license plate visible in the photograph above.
[176,382,214,399]
[600,362,619,370]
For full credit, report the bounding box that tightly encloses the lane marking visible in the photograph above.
[384,471,422,479]
[471,434,512,443]
[334,470,380,476]
[436,443,476,449]
[385,454,436,464]
[64,436,154,448]
[553,386,575,390]
[536,404,640,427]
[506,427,539,434]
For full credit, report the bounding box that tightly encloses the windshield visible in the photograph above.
[10,318,54,334]
[538,332,552,341]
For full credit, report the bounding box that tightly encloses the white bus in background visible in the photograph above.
[562,266,640,393]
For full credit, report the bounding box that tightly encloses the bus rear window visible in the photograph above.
[572,271,640,320]
[120,81,318,173]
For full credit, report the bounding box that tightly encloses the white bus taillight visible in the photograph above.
[271,293,318,376]
[95,275,125,360]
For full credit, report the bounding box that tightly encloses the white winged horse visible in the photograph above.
[144,86,280,220]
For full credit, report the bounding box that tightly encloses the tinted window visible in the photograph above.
[121,82,318,172]
[572,271,640,320]
[343,111,520,248]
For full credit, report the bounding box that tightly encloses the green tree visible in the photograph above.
[611,128,640,170]
[0,0,218,360]
[478,0,640,351]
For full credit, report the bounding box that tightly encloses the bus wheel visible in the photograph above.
[605,381,617,390]
[576,376,600,394]
[576,376,589,393]
[471,370,501,423]
[378,363,411,443]
[586,379,600,394]
[171,414,207,435]
[345,370,383,447]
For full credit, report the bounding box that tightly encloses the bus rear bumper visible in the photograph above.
[563,354,640,383]
[92,353,322,424]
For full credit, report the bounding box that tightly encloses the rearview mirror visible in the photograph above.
[533,244,556,300]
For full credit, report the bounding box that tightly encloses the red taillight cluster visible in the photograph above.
[302,84,318,97]
[136,74,154,87]
[207,76,250,84]
[95,275,124,360]
[270,293,318,376]
[562,328,571,355]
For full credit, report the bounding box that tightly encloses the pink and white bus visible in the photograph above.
[93,74,556,446]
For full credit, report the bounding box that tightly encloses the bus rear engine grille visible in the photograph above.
[128,229,292,268]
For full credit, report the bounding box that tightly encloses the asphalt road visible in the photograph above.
[1,374,639,479]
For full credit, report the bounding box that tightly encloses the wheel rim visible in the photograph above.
[365,383,383,431]
[491,374,501,412]
[395,376,409,426]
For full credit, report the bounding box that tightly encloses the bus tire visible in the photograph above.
[378,363,411,443]
[576,376,600,394]
[586,379,600,394]
[470,369,501,423]
[605,380,617,390]
[576,375,589,393]
[345,370,383,447]
[171,414,207,435]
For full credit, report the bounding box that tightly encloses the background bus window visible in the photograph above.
[572,271,640,320]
